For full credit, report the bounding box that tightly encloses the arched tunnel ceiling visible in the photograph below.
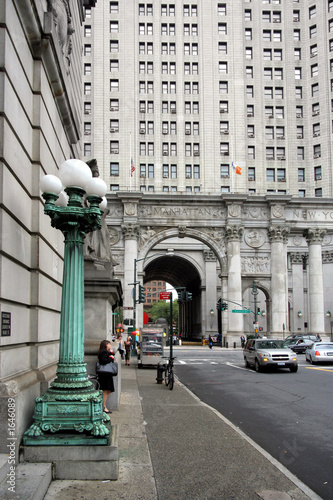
[143,255,200,293]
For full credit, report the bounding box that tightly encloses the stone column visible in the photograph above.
[290,253,306,333]
[225,225,243,338]
[204,250,218,336]
[269,226,289,336]
[121,224,140,324]
[306,228,326,334]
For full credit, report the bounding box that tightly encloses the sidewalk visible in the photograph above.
[44,363,321,500]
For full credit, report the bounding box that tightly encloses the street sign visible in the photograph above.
[120,306,134,310]
[232,309,251,314]
[159,292,171,300]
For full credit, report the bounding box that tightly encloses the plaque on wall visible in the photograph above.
[1,312,11,337]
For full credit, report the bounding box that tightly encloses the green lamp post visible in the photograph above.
[24,159,110,445]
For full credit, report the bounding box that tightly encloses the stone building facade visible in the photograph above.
[0,0,96,458]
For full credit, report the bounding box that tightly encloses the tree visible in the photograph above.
[146,300,178,326]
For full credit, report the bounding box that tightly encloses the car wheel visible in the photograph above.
[255,359,261,372]
[306,356,310,363]
[310,356,316,365]
[244,357,250,368]
[290,365,298,372]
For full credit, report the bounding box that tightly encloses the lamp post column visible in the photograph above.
[122,224,140,326]
[24,161,110,445]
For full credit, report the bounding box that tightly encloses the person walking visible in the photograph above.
[124,336,132,365]
[240,335,246,348]
[208,334,213,349]
[97,339,115,414]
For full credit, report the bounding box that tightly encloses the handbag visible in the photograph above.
[96,361,118,376]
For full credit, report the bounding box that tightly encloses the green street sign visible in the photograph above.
[232,309,251,314]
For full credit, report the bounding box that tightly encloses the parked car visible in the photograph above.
[244,338,298,372]
[285,334,320,343]
[305,342,333,364]
[283,338,313,354]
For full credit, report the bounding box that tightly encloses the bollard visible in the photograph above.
[226,342,228,348]
[156,363,165,384]
[233,342,236,349]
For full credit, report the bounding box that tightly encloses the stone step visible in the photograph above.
[0,462,52,500]
[0,454,9,483]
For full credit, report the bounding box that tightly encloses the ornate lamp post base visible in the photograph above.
[23,387,110,446]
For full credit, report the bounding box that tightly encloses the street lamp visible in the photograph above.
[24,159,110,445]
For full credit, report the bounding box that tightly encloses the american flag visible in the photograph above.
[131,158,135,176]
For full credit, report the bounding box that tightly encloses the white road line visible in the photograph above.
[178,360,186,364]
[225,361,254,372]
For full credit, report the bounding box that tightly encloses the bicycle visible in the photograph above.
[162,357,176,390]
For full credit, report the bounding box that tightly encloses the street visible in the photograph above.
[171,346,333,500]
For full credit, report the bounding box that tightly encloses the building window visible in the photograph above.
[110,21,119,33]
[298,168,305,182]
[110,162,119,176]
[248,167,255,181]
[266,168,275,182]
[221,164,229,178]
[314,166,322,180]
[315,188,322,197]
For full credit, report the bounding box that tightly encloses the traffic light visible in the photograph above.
[257,308,261,315]
[138,284,145,303]
[216,301,222,311]
[185,291,192,301]
[178,291,186,302]
[222,302,228,311]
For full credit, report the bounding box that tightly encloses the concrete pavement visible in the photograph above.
[44,352,322,500]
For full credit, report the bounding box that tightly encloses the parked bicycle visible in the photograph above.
[162,356,176,390]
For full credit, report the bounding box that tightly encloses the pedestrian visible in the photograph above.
[240,335,246,348]
[97,339,115,414]
[118,334,125,360]
[209,334,213,349]
[124,335,132,365]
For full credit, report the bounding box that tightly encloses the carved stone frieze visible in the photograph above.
[269,225,290,243]
[178,226,186,238]
[228,203,241,218]
[124,202,136,216]
[202,228,225,249]
[108,228,120,246]
[108,204,123,218]
[242,256,270,274]
[242,206,270,219]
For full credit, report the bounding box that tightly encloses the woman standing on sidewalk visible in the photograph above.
[97,340,115,414]
[124,336,132,365]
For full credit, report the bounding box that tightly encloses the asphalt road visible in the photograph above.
[172,347,333,500]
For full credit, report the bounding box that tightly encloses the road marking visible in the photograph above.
[306,367,333,372]
[211,362,218,365]
[226,362,253,372]
[178,360,186,364]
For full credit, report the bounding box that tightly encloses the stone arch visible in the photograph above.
[138,226,225,270]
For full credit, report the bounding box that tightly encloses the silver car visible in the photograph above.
[244,339,298,372]
[305,342,333,364]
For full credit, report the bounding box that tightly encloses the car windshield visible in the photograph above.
[256,340,287,349]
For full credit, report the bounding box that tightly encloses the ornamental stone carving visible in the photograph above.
[290,253,305,265]
[178,226,186,238]
[305,227,327,245]
[322,251,333,263]
[268,226,290,243]
[139,226,156,248]
[225,225,243,242]
[124,202,136,216]
[203,228,225,248]
[242,256,270,274]
[244,229,265,248]
[109,228,120,246]
[203,250,217,262]
[121,224,140,240]
[228,203,241,218]
[47,0,74,70]
[271,204,284,219]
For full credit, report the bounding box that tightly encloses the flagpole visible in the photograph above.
[129,133,132,192]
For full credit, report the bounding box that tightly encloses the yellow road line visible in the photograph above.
[306,367,333,372]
